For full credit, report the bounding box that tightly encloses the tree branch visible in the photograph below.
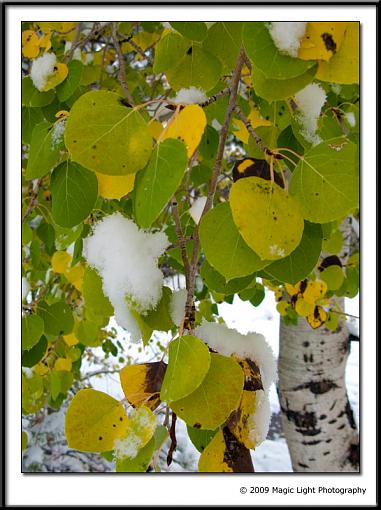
[22,178,42,223]
[111,23,135,105]
[181,48,246,330]
[234,104,268,154]
[166,411,177,466]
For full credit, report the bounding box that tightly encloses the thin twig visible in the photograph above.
[166,411,177,466]
[22,178,42,223]
[234,104,267,154]
[65,22,82,63]
[199,87,230,108]
[177,49,246,331]
[111,23,135,105]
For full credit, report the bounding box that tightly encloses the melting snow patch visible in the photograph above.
[51,119,66,148]
[248,390,272,446]
[294,83,327,146]
[24,445,44,468]
[30,52,57,91]
[267,22,307,58]
[22,277,30,301]
[170,288,187,327]
[172,87,208,105]
[114,434,142,460]
[269,244,285,258]
[345,111,356,127]
[189,196,207,225]
[84,212,169,342]
[195,321,277,393]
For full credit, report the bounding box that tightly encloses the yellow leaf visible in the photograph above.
[65,388,129,452]
[233,108,272,144]
[307,305,328,329]
[161,105,207,157]
[285,282,301,296]
[198,430,233,472]
[120,361,166,410]
[51,251,72,273]
[38,32,52,51]
[96,173,135,200]
[316,22,359,84]
[55,110,70,119]
[54,357,72,371]
[148,119,164,140]
[65,264,85,291]
[295,297,315,317]
[63,332,79,347]
[34,363,49,376]
[228,390,257,449]
[22,30,40,58]
[302,280,327,304]
[43,62,69,91]
[298,22,348,61]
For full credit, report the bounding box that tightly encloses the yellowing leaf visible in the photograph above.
[298,22,348,61]
[115,406,156,461]
[230,177,304,261]
[307,305,328,329]
[198,429,233,472]
[295,297,315,317]
[22,30,41,58]
[55,110,70,119]
[228,390,257,449]
[285,281,302,296]
[65,388,129,452]
[38,32,52,51]
[276,301,290,316]
[63,332,79,347]
[96,173,135,200]
[51,251,72,273]
[148,119,164,140]
[120,361,166,410]
[302,280,327,304]
[233,108,272,144]
[43,62,69,91]
[54,357,72,371]
[66,264,85,291]
[316,22,359,84]
[162,105,207,157]
[34,363,49,376]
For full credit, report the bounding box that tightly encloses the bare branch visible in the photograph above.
[111,23,135,105]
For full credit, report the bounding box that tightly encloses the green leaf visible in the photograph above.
[153,31,189,74]
[22,107,44,144]
[247,125,279,160]
[171,353,244,430]
[200,260,255,295]
[187,425,217,453]
[56,60,83,102]
[65,388,129,452]
[54,223,83,251]
[134,139,188,228]
[51,161,98,227]
[22,431,28,451]
[22,77,55,107]
[166,44,222,92]
[320,265,345,290]
[143,287,174,331]
[82,267,113,317]
[161,336,211,403]
[265,221,322,285]
[22,335,47,368]
[37,301,74,336]
[22,314,44,351]
[289,137,359,222]
[65,90,153,175]
[199,125,219,162]
[25,121,61,180]
[199,203,269,281]
[77,320,101,347]
[116,435,155,472]
[230,176,305,260]
[243,22,315,79]
[203,22,243,71]
[50,370,74,400]
[171,22,207,41]
[252,63,317,102]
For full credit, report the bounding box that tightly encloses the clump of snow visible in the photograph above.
[22,367,33,379]
[172,87,208,105]
[30,52,57,91]
[24,445,44,468]
[269,244,285,258]
[170,288,187,326]
[114,434,142,460]
[195,321,277,393]
[294,83,327,146]
[84,213,169,342]
[248,390,271,446]
[211,119,222,131]
[189,196,207,225]
[51,119,66,148]
[267,22,307,58]
[22,277,30,301]
[161,22,173,30]
[345,111,356,127]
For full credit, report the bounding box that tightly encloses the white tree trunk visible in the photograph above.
[278,315,359,472]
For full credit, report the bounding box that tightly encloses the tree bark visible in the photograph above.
[278,217,359,472]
